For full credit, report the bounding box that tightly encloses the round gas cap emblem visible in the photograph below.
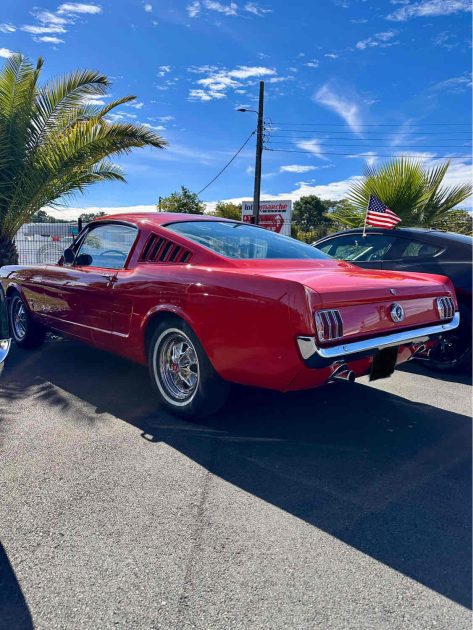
[390,303,405,323]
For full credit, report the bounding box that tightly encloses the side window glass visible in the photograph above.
[395,239,442,259]
[75,224,137,269]
[323,235,396,261]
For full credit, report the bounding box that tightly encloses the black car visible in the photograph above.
[314,227,472,372]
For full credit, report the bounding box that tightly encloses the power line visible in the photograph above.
[265,147,472,159]
[266,141,472,149]
[269,132,473,137]
[197,130,255,196]
[269,122,471,127]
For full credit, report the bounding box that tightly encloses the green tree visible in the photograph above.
[431,209,472,235]
[212,201,241,221]
[331,159,472,231]
[79,211,107,223]
[158,186,205,214]
[30,209,72,223]
[0,54,167,266]
[292,195,332,242]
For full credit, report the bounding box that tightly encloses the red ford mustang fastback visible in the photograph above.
[0,213,460,417]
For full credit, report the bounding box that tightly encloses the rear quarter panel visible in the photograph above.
[130,264,315,390]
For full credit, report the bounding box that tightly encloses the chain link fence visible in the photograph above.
[14,221,83,265]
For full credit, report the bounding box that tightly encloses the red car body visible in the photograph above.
[0,213,459,402]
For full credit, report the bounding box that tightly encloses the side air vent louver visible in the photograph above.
[314,309,344,342]
[139,234,192,264]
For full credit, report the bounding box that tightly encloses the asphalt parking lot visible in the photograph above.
[0,339,471,630]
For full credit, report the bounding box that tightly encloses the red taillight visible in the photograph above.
[435,297,455,320]
[314,309,344,342]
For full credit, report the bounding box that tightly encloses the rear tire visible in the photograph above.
[148,318,229,419]
[9,292,46,349]
[423,304,472,373]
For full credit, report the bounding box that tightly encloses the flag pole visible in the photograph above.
[362,196,369,237]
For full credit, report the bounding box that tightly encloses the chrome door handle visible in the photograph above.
[100,274,116,282]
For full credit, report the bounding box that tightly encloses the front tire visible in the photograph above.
[148,319,229,419]
[9,292,46,349]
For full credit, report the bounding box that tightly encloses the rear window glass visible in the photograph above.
[165,221,332,260]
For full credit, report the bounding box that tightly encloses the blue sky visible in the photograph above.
[1,0,472,217]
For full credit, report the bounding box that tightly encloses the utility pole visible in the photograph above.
[252,80,264,225]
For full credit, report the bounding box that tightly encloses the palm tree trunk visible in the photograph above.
[0,233,19,266]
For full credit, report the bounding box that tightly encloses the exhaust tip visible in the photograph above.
[329,364,356,384]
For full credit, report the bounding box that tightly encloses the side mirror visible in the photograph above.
[63,248,75,264]
[75,253,93,267]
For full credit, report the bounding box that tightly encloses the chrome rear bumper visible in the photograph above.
[297,312,460,361]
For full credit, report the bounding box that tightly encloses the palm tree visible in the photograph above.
[330,159,472,231]
[0,54,167,265]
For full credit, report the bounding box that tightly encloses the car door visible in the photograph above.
[40,222,138,344]
[317,233,398,270]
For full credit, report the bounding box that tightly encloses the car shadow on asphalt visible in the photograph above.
[1,340,472,610]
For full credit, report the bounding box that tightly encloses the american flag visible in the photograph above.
[366,195,401,228]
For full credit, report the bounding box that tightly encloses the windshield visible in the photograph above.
[165,221,332,260]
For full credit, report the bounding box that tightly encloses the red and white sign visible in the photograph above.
[241,200,293,236]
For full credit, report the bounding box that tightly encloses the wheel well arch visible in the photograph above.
[143,310,187,354]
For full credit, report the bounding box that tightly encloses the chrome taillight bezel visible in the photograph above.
[435,296,455,320]
[314,309,344,342]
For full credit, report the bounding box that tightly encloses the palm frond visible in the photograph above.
[0,55,167,241]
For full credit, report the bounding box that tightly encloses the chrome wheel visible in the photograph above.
[11,297,27,341]
[155,329,200,404]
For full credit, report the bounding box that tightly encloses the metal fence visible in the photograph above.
[15,221,82,265]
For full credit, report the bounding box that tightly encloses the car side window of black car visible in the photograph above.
[386,238,443,260]
[319,234,397,262]
[74,224,137,269]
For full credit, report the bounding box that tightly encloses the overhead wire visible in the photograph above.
[196,130,255,196]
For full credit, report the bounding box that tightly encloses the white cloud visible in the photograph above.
[0,23,16,33]
[432,31,457,49]
[387,0,471,21]
[351,18,368,23]
[57,3,102,14]
[20,3,101,41]
[155,115,175,122]
[158,65,171,76]
[429,74,472,94]
[313,85,363,135]
[305,59,320,68]
[144,3,153,11]
[203,1,238,16]
[187,0,271,18]
[0,48,16,58]
[347,151,378,166]
[188,65,276,101]
[268,76,294,83]
[125,101,144,110]
[324,53,339,59]
[356,31,397,50]
[35,35,65,43]
[187,1,201,17]
[244,3,272,15]
[280,165,317,173]
[296,139,329,161]
[22,24,67,34]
